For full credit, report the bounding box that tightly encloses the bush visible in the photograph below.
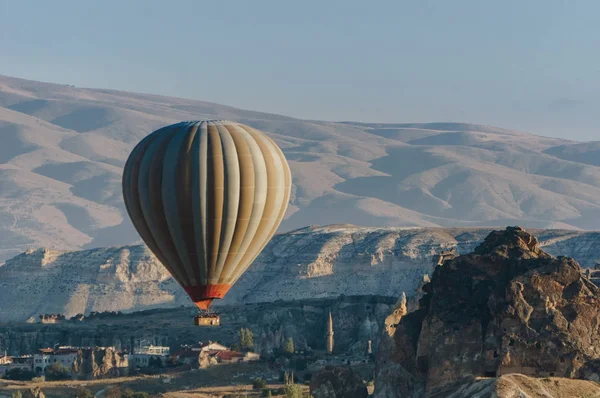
[75,387,93,398]
[31,376,45,383]
[45,362,71,381]
[11,392,23,398]
[252,378,267,389]
[3,368,35,381]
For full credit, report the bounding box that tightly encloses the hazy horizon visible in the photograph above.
[1,0,599,141]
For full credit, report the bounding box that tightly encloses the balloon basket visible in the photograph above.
[194,312,221,327]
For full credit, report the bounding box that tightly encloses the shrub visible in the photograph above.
[31,376,45,383]
[252,378,267,389]
[45,362,71,381]
[11,392,23,398]
[75,387,93,398]
[121,389,150,398]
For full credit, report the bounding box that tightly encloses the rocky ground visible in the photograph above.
[0,363,302,398]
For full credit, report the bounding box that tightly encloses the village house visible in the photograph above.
[33,346,79,374]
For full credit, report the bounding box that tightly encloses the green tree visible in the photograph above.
[284,384,304,398]
[11,392,23,398]
[239,328,254,350]
[283,337,295,354]
[45,362,71,381]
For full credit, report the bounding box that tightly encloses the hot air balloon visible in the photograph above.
[122,120,291,325]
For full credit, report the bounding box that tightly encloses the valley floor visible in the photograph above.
[0,363,308,398]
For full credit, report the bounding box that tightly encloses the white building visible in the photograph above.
[130,345,170,368]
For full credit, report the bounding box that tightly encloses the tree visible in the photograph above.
[284,384,304,398]
[45,362,71,381]
[283,337,295,354]
[75,387,93,398]
[4,368,35,381]
[11,392,23,398]
[103,387,122,398]
[148,356,163,368]
[239,328,254,350]
[252,378,267,389]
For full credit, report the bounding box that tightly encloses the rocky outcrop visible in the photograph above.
[447,374,600,398]
[310,366,368,398]
[375,227,600,398]
[2,227,599,323]
[71,347,128,380]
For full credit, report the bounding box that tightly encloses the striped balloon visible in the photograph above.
[122,120,291,310]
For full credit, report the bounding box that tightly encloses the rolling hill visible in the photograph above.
[1,74,599,262]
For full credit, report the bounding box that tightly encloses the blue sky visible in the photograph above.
[1,0,598,140]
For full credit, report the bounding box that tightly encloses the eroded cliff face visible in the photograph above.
[72,347,128,380]
[374,227,600,398]
[1,226,598,323]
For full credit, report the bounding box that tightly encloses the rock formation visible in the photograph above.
[310,366,368,398]
[71,347,128,379]
[1,227,599,323]
[22,388,45,398]
[375,226,600,397]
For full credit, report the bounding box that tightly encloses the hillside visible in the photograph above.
[1,75,600,262]
[0,225,598,323]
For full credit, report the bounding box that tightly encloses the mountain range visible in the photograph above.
[1,74,600,263]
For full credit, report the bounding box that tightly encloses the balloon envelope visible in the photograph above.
[122,120,291,310]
